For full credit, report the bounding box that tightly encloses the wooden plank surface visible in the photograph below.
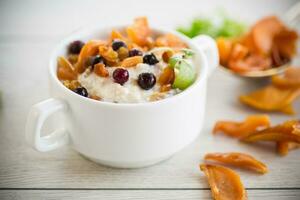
[0,0,300,199]
[1,190,300,200]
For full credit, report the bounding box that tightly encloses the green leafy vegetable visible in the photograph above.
[177,15,246,39]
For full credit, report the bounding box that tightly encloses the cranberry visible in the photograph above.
[68,40,84,54]
[137,73,156,90]
[113,68,129,85]
[129,48,143,57]
[112,39,127,51]
[73,87,88,97]
[143,53,159,65]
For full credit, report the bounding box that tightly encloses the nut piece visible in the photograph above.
[94,63,109,77]
[121,56,143,67]
[200,164,247,200]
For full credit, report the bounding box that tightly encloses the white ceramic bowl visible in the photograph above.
[25,25,219,168]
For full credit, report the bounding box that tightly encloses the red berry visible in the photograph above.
[113,68,129,85]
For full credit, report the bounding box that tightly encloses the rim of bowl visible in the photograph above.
[49,24,209,107]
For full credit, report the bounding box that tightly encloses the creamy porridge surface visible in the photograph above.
[57,17,198,103]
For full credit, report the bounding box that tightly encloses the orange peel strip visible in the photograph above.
[213,115,270,138]
[204,152,268,174]
[239,85,300,115]
[241,120,300,143]
[200,164,247,200]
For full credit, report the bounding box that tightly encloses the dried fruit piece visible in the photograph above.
[155,33,187,48]
[272,67,300,88]
[158,66,175,86]
[75,40,106,73]
[228,54,272,73]
[213,115,270,138]
[277,142,300,156]
[200,164,247,200]
[241,120,300,143]
[94,63,109,77]
[239,85,300,114]
[204,152,268,174]
[117,47,129,60]
[110,30,126,41]
[57,56,77,81]
[99,45,119,64]
[217,37,233,66]
[162,50,174,63]
[67,54,79,65]
[274,28,298,59]
[127,17,151,47]
[121,56,143,67]
[250,16,284,55]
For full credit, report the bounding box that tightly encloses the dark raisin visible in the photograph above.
[129,48,143,57]
[112,39,127,51]
[73,87,88,97]
[113,68,129,85]
[137,73,156,90]
[90,55,104,69]
[143,53,159,65]
[68,40,85,54]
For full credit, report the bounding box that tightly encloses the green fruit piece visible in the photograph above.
[169,55,182,68]
[172,60,196,90]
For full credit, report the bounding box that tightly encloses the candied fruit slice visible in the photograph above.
[204,152,268,174]
[200,164,247,200]
[216,37,233,66]
[126,17,151,47]
[94,63,109,77]
[277,142,300,156]
[272,67,300,88]
[158,66,175,86]
[57,56,77,81]
[241,120,300,143]
[155,33,187,48]
[213,115,270,138]
[239,85,300,114]
[99,45,119,64]
[250,16,284,55]
[228,54,271,73]
[274,28,298,59]
[121,56,143,67]
[75,40,106,73]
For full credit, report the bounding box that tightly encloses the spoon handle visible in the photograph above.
[285,2,300,29]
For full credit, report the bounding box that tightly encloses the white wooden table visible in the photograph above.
[0,0,300,199]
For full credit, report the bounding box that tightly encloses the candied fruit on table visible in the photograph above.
[200,164,247,200]
[241,120,300,143]
[213,115,270,138]
[204,152,268,174]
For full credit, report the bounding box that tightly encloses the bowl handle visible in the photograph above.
[25,98,69,152]
[192,35,219,77]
